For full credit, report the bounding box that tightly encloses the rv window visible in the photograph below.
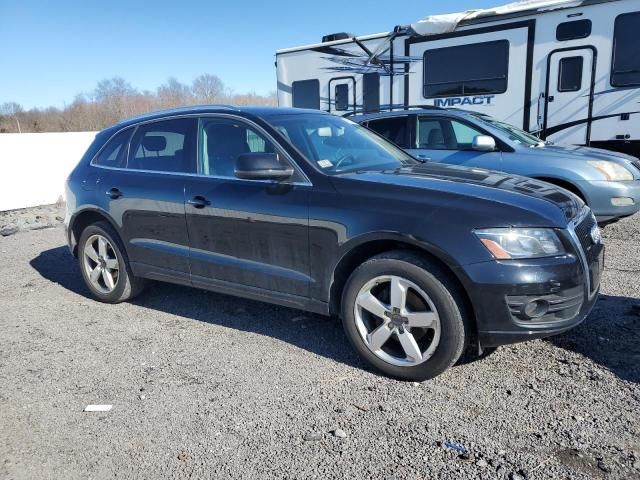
[558,56,584,92]
[612,12,640,87]
[366,117,409,148]
[423,40,509,98]
[363,73,380,112]
[334,84,349,111]
[292,80,320,109]
[556,20,592,41]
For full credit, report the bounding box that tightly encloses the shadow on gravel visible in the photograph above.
[30,246,370,373]
[547,294,640,384]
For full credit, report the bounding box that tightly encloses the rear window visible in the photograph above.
[93,128,133,168]
[366,117,410,148]
[611,12,640,87]
[127,118,197,173]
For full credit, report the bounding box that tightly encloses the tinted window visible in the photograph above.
[556,19,592,41]
[366,117,409,148]
[423,40,509,98]
[558,56,583,92]
[363,73,380,112]
[292,80,320,109]
[199,118,295,179]
[128,118,197,173]
[335,84,349,111]
[93,128,133,168]
[612,12,640,87]
[417,117,484,150]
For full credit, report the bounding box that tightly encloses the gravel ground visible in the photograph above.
[1,206,639,479]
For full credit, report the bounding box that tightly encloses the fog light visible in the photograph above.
[611,197,635,206]
[522,299,549,319]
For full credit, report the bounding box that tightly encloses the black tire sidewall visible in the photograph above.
[78,223,129,303]
[341,255,467,381]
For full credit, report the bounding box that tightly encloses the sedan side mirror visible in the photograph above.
[472,135,497,152]
[235,153,294,181]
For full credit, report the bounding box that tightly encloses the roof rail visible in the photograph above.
[342,104,444,117]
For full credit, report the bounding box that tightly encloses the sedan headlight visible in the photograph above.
[587,160,634,181]
[475,228,565,259]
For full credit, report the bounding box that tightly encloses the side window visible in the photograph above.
[451,120,484,149]
[128,118,197,173]
[417,117,484,150]
[199,118,297,179]
[558,56,584,92]
[366,117,409,148]
[363,73,380,112]
[292,80,320,109]
[423,40,509,98]
[612,12,640,87]
[93,128,133,168]
[556,20,592,41]
[334,84,349,111]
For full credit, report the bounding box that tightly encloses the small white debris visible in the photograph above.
[84,404,112,412]
[333,428,347,438]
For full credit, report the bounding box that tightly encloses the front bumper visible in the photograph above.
[579,179,640,222]
[456,237,604,348]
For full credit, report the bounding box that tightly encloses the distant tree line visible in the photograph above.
[0,74,277,133]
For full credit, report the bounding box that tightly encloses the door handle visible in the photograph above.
[188,195,210,209]
[106,188,123,199]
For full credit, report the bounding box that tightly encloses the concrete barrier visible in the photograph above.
[0,132,97,211]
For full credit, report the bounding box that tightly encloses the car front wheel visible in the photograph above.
[341,251,469,381]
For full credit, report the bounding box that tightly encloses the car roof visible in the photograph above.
[351,108,477,123]
[107,105,328,131]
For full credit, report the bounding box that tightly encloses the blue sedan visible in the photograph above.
[353,108,640,224]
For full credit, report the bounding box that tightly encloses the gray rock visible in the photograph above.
[0,226,18,237]
[303,432,322,442]
[476,459,488,468]
[333,429,347,439]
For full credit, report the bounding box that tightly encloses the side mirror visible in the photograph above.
[235,153,294,181]
[472,135,496,152]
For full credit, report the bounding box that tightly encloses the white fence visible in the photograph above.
[0,132,97,211]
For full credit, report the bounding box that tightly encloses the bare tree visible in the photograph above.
[0,74,277,133]
[192,74,225,104]
[1,102,23,133]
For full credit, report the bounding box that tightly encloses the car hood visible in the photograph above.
[521,144,638,163]
[332,162,584,225]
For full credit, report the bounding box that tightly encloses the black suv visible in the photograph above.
[65,106,603,380]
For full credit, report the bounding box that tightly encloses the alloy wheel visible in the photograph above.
[83,234,120,294]
[353,275,441,366]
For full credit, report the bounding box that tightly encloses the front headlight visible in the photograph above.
[475,228,565,259]
[587,160,634,181]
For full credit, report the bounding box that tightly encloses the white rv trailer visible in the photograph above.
[276,0,640,157]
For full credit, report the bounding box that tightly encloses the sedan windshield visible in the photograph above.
[264,113,418,174]
[473,114,542,147]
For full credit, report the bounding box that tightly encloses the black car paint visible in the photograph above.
[65,106,602,348]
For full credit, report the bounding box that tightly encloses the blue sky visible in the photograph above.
[1,0,499,109]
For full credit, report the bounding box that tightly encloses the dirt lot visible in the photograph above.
[1,207,639,479]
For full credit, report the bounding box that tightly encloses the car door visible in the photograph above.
[184,115,311,297]
[92,117,197,281]
[407,116,502,169]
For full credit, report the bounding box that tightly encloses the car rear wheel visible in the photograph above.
[78,221,145,303]
[341,251,469,381]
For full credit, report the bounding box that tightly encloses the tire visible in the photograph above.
[341,250,469,381]
[78,221,146,303]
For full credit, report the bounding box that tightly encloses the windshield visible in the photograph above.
[473,114,542,147]
[264,113,418,174]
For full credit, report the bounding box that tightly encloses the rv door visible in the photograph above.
[544,48,595,145]
[329,77,356,114]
